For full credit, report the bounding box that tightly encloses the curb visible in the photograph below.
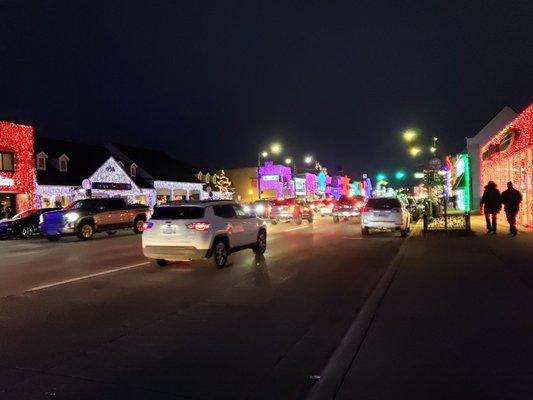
[306,223,420,400]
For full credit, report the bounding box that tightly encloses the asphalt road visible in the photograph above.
[0,218,404,399]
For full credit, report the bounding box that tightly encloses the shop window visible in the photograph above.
[59,154,69,172]
[36,152,48,171]
[130,163,137,177]
[0,152,14,172]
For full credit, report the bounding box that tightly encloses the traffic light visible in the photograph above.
[395,171,405,180]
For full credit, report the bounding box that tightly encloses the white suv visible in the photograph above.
[361,197,411,237]
[142,201,267,268]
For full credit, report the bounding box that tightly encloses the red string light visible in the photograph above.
[0,122,36,211]
[480,104,533,227]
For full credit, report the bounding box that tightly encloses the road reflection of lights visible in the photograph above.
[252,255,271,287]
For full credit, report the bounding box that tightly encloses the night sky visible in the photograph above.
[1,1,532,179]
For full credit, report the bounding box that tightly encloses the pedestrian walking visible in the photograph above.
[501,181,522,236]
[480,181,501,234]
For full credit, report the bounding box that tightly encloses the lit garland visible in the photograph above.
[480,104,533,227]
[0,122,36,211]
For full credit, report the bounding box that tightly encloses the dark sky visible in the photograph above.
[1,0,532,179]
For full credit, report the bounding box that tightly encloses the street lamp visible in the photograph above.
[261,151,268,158]
[270,143,282,155]
[403,129,417,142]
[285,157,292,165]
[409,146,422,157]
[304,155,313,164]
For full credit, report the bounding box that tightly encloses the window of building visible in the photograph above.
[130,163,137,177]
[58,154,69,172]
[0,152,14,171]
[36,152,48,171]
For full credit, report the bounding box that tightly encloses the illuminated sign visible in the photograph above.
[0,176,15,186]
[262,175,279,181]
[482,128,518,160]
[91,182,132,190]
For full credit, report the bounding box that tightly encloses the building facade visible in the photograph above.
[467,106,518,210]
[0,122,36,216]
[480,104,533,227]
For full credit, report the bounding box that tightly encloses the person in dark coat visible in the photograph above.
[501,181,522,236]
[480,181,502,234]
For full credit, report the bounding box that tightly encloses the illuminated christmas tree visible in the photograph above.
[215,170,231,193]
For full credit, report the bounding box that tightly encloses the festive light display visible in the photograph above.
[36,185,78,208]
[154,180,204,199]
[305,173,318,196]
[214,170,231,193]
[258,161,294,198]
[0,122,36,212]
[480,104,533,226]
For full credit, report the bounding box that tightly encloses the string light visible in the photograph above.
[480,104,533,227]
[0,122,36,211]
[258,161,294,198]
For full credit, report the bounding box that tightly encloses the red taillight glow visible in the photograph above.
[356,201,364,208]
[186,222,211,231]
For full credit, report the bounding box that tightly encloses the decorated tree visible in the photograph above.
[215,170,231,193]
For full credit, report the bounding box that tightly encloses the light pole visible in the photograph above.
[257,151,269,200]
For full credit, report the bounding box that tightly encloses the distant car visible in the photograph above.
[0,208,60,239]
[405,196,421,221]
[39,198,149,241]
[251,200,271,218]
[269,198,314,224]
[361,197,411,237]
[318,198,335,217]
[142,200,267,268]
[332,195,364,223]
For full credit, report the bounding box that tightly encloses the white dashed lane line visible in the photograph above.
[25,261,150,293]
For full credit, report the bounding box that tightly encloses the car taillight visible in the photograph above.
[186,222,211,231]
[356,201,364,208]
[290,205,295,212]
[142,221,154,230]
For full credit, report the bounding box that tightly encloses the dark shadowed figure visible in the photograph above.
[480,181,502,234]
[501,181,522,236]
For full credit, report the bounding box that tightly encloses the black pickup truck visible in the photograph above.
[39,198,149,241]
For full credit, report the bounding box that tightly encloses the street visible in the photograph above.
[0,218,404,399]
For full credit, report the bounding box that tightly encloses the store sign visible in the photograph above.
[0,176,15,186]
[295,178,306,195]
[262,175,279,181]
[91,182,132,190]
[482,128,518,160]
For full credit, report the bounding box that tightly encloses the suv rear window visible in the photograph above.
[151,206,205,220]
[366,198,402,209]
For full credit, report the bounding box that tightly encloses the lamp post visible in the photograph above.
[257,151,269,200]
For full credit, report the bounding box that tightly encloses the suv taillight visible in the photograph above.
[186,222,211,231]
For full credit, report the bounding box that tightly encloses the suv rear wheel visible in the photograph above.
[361,226,369,236]
[253,230,267,255]
[213,240,228,268]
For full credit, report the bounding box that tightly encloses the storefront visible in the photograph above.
[0,122,36,217]
[257,161,294,199]
[480,104,533,227]
[452,153,471,212]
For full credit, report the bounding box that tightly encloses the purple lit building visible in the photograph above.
[258,161,294,199]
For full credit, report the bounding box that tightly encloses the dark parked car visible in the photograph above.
[269,198,314,224]
[0,208,60,239]
[332,195,364,223]
[39,198,149,241]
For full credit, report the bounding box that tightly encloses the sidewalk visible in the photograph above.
[334,218,533,399]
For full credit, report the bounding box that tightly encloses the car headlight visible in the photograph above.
[243,205,251,213]
[255,204,265,213]
[39,215,44,224]
[65,212,80,222]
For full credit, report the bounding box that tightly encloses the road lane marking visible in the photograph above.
[285,226,310,232]
[24,261,150,293]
